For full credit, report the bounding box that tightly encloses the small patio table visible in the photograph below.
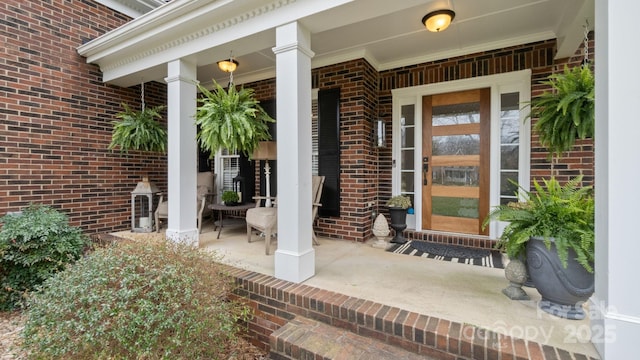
[208,202,256,239]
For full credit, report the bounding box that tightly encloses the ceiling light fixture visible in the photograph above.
[217,52,239,86]
[422,9,455,32]
[217,58,239,73]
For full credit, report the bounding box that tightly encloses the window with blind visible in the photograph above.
[220,149,240,192]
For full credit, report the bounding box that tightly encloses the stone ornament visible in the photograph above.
[371,214,390,249]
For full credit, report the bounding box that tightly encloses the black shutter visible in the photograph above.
[197,147,211,172]
[238,154,254,202]
[197,124,211,172]
[318,88,340,217]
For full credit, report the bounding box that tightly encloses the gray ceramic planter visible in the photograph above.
[526,237,594,319]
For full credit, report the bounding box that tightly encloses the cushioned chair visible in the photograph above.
[246,175,325,255]
[155,172,217,234]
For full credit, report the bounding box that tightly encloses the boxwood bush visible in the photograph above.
[0,204,89,310]
[22,238,252,359]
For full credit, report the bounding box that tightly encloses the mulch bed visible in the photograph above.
[0,311,25,360]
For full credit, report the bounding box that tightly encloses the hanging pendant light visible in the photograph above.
[217,58,239,73]
[217,52,238,86]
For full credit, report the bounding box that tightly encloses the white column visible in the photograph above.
[272,21,315,283]
[593,0,640,356]
[164,59,198,246]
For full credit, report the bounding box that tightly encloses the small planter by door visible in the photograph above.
[388,207,408,244]
[526,237,594,320]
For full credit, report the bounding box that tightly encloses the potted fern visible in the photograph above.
[483,177,594,319]
[109,103,167,153]
[484,64,596,319]
[483,177,594,270]
[195,81,274,157]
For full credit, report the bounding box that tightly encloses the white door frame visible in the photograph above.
[391,69,531,237]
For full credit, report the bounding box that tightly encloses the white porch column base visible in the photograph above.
[164,59,198,246]
[274,248,315,283]
[273,21,315,283]
[165,228,198,247]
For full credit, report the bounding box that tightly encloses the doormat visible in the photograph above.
[387,241,504,269]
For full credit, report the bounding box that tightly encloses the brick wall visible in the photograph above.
[0,0,168,232]
[245,36,595,243]
[247,62,381,242]
[379,36,595,193]
[0,0,595,242]
[530,33,595,187]
[312,60,379,241]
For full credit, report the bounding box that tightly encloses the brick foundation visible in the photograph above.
[225,265,597,360]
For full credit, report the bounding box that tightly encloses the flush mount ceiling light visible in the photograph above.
[422,9,455,32]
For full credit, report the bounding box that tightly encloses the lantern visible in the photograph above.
[233,173,245,204]
[131,176,160,232]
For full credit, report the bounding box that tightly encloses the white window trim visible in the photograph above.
[391,69,531,237]
[214,150,240,199]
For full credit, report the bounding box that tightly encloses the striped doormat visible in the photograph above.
[387,241,504,269]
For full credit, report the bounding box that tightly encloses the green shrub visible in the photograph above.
[0,204,89,310]
[22,238,252,359]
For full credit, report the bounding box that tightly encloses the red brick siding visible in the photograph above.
[311,59,379,241]
[242,36,595,243]
[247,63,380,242]
[530,32,595,187]
[0,0,168,232]
[0,0,595,244]
[378,37,595,244]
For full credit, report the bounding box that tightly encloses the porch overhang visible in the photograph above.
[78,0,594,88]
[78,0,354,87]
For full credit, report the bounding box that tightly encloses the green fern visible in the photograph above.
[109,103,167,153]
[528,65,594,159]
[483,176,594,272]
[196,81,274,157]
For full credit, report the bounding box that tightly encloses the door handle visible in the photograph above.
[423,157,429,185]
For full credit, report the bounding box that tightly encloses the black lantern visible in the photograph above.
[233,173,245,204]
[131,177,160,232]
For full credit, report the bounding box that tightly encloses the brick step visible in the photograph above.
[269,316,435,360]
[226,267,599,360]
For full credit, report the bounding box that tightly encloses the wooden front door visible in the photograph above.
[422,88,490,235]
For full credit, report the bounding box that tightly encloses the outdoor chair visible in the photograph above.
[246,175,325,255]
[155,172,217,234]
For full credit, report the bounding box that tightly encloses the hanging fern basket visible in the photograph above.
[109,104,167,154]
[528,65,594,159]
[195,81,274,157]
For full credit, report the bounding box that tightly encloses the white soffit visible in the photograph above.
[79,0,595,87]
[94,0,169,18]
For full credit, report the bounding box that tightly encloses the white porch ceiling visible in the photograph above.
[81,0,594,88]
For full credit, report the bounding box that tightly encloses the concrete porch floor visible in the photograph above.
[115,222,599,359]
